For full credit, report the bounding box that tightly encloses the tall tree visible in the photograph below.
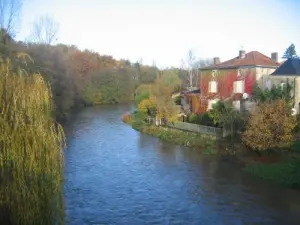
[151,71,181,123]
[181,49,197,88]
[181,49,213,89]
[0,0,23,36]
[282,43,298,59]
[0,59,65,225]
[28,15,59,45]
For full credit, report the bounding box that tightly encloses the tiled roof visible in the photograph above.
[202,51,280,70]
[271,58,300,76]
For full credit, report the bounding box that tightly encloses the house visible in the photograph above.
[269,58,300,114]
[199,50,280,112]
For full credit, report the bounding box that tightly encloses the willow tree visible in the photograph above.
[0,59,65,225]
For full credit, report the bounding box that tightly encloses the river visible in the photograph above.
[63,104,300,225]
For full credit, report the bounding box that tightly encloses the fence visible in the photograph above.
[166,121,223,139]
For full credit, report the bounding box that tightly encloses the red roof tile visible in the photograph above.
[202,51,280,69]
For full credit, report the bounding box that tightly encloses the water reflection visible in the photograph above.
[64,105,300,225]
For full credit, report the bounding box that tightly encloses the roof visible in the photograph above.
[202,51,280,70]
[271,58,300,76]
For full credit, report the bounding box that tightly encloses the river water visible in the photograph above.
[63,104,300,225]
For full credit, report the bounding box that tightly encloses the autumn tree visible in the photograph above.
[138,97,157,117]
[28,15,59,45]
[242,100,296,151]
[0,59,65,225]
[282,44,298,59]
[151,71,181,123]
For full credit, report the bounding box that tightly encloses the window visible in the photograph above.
[212,70,217,78]
[233,80,244,93]
[209,81,218,93]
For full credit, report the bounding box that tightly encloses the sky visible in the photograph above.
[16,0,300,68]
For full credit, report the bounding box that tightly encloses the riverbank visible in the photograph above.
[122,111,218,152]
[122,112,300,188]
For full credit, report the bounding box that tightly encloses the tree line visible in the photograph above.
[1,30,161,122]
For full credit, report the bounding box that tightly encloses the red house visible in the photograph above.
[198,50,280,113]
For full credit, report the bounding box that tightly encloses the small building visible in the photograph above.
[181,88,201,114]
[199,50,280,112]
[269,58,300,114]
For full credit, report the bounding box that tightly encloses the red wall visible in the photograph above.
[200,68,256,100]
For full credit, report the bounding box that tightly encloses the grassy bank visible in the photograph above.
[122,112,300,188]
[122,111,217,152]
[241,140,300,188]
[245,161,300,187]
[138,124,217,151]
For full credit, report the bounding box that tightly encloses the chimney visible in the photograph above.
[213,57,220,65]
[271,52,278,63]
[239,50,246,59]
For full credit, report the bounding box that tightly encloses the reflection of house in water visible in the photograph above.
[268,58,300,114]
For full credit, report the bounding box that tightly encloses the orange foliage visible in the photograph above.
[242,100,296,151]
[121,112,132,124]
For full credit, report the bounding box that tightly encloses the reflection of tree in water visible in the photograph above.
[154,141,181,165]
[0,61,65,225]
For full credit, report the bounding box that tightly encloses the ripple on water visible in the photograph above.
[64,106,300,225]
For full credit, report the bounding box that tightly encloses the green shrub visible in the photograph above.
[174,96,182,105]
[188,113,215,126]
[188,113,197,123]
[131,111,148,130]
[135,91,150,105]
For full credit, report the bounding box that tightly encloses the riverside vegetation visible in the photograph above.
[1,9,300,224]
[0,57,65,224]
[122,66,300,188]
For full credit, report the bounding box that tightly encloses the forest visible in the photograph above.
[1,32,163,121]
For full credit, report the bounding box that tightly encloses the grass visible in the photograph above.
[245,161,300,187]
[124,111,217,151]
[138,124,217,151]
[291,139,300,152]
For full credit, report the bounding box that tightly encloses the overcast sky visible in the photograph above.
[17,0,300,68]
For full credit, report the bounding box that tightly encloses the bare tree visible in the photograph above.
[181,49,196,89]
[28,15,59,45]
[0,0,23,36]
[181,50,213,90]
